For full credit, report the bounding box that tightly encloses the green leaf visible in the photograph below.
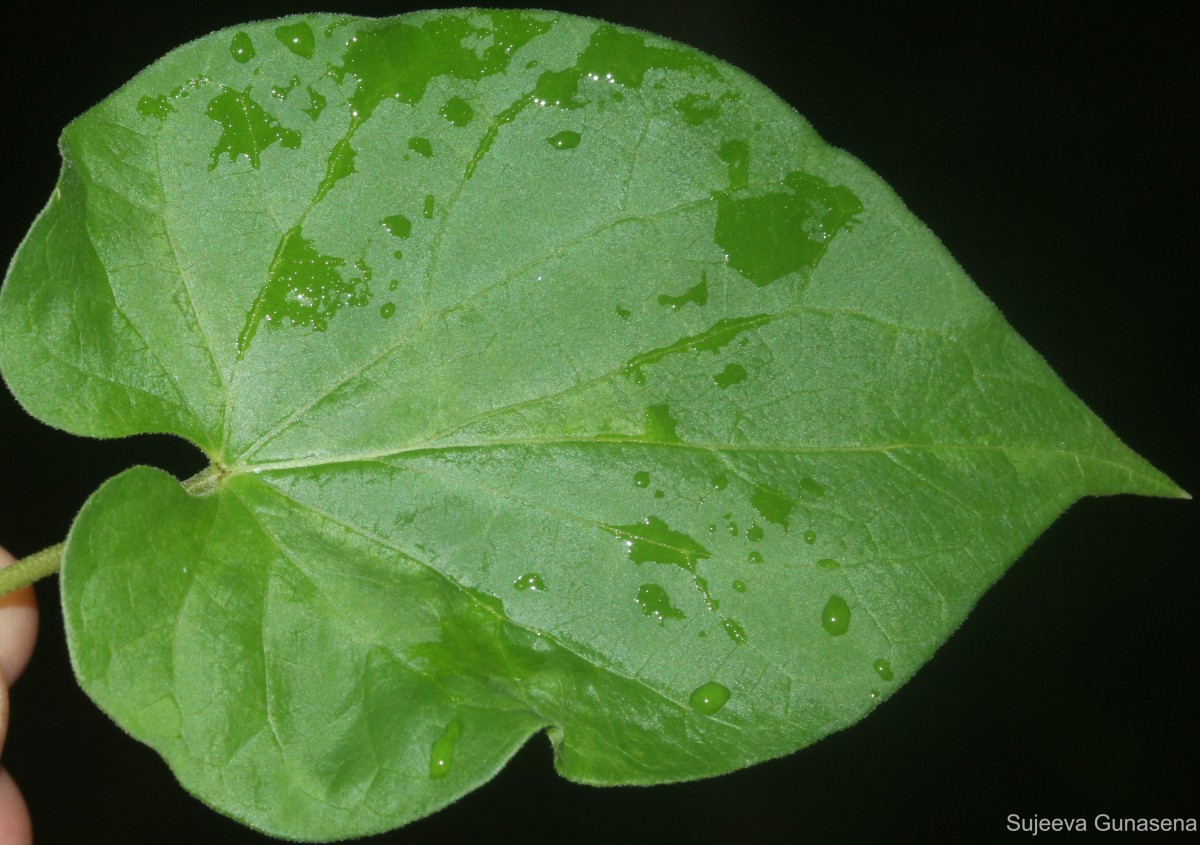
[0,9,1183,841]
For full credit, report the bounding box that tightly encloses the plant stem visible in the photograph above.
[0,464,224,598]
[0,543,64,597]
[183,463,224,495]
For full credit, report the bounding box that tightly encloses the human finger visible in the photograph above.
[0,549,38,688]
[0,767,32,845]
[0,549,37,845]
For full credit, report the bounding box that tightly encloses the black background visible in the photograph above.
[1,2,1196,843]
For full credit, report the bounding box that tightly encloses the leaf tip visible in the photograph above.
[1130,471,1190,501]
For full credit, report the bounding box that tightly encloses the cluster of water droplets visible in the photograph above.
[149,13,891,728]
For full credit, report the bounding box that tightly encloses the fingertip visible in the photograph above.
[0,550,38,688]
[0,550,36,845]
[0,768,32,845]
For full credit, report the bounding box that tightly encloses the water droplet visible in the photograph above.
[689,681,731,715]
[423,194,436,219]
[302,85,326,120]
[615,305,631,319]
[673,92,723,125]
[803,530,817,544]
[206,88,300,170]
[722,618,747,643]
[657,273,708,310]
[653,489,665,499]
[873,659,893,682]
[727,521,738,537]
[229,32,255,64]
[633,471,651,488]
[712,362,747,388]
[163,75,211,104]
[711,474,728,491]
[236,227,366,356]
[800,476,826,497]
[821,595,851,636]
[816,558,839,570]
[313,136,357,202]
[748,551,763,564]
[440,95,475,126]
[275,21,316,59]
[714,168,863,287]
[464,97,527,179]
[408,136,433,157]
[746,524,764,542]
[621,314,770,385]
[718,139,750,190]
[383,214,412,239]
[751,484,796,530]
[331,11,549,141]
[603,404,682,443]
[428,718,463,779]
[136,95,174,122]
[732,580,745,593]
[611,516,710,574]
[388,278,400,291]
[533,26,718,111]
[645,404,680,442]
[547,130,582,149]
[380,302,396,319]
[513,573,546,591]
[635,583,685,623]
[271,76,301,101]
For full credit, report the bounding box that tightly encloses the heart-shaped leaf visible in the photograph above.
[0,10,1181,841]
